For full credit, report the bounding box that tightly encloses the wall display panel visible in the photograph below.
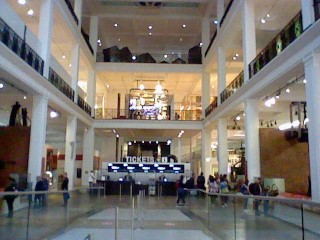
[107,162,185,174]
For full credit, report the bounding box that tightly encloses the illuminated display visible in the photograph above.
[107,163,185,173]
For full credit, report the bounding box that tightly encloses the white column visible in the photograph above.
[242,0,256,82]
[202,72,211,119]
[82,127,95,186]
[201,128,212,181]
[38,0,54,78]
[301,0,315,29]
[74,0,83,28]
[89,16,99,59]
[178,138,182,163]
[28,95,48,188]
[71,44,80,103]
[87,69,96,116]
[217,47,226,105]
[218,118,228,174]
[170,139,175,156]
[217,0,225,31]
[201,17,210,58]
[304,52,320,202]
[64,116,77,189]
[244,99,260,183]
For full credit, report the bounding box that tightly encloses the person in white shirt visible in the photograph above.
[88,170,96,188]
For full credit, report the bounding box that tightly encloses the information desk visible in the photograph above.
[97,180,176,196]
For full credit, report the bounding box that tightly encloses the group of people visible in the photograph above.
[34,174,49,208]
[175,173,270,216]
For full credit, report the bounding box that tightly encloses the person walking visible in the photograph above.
[176,175,186,206]
[61,172,70,206]
[4,177,18,218]
[34,176,44,208]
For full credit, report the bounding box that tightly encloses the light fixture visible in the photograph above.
[199,42,203,47]
[62,55,66,59]
[27,9,34,16]
[139,82,145,90]
[132,55,137,60]
[0,83,3,89]
[164,54,168,58]
[149,141,151,144]
[286,88,290,93]
[156,141,159,144]
[180,38,183,41]
[116,134,119,138]
[303,79,307,84]
[97,39,101,44]
[50,111,59,119]
[275,92,280,99]
[266,14,270,18]
[236,115,241,121]
[235,53,239,57]
[128,142,132,146]
[114,23,118,27]
[149,32,152,36]
[142,140,145,143]
[118,38,121,42]
[69,64,72,67]
[23,96,27,100]
[182,24,186,28]
[18,0,26,5]
[261,18,266,24]
[233,56,237,60]
[112,129,116,133]
[148,25,153,30]
[213,19,218,25]
[94,104,98,109]
[106,83,110,88]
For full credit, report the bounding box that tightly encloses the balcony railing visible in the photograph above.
[220,0,234,27]
[249,12,303,79]
[64,0,79,25]
[205,30,217,57]
[315,0,320,21]
[0,18,44,75]
[81,28,94,55]
[77,95,92,116]
[205,97,218,117]
[48,68,74,102]
[95,108,202,121]
[220,71,244,104]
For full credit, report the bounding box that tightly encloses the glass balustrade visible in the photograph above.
[95,108,202,121]
[48,68,75,102]
[220,71,244,104]
[2,188,320,239]
[0,18,44,76]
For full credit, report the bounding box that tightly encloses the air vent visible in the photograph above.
[139,2,163,7]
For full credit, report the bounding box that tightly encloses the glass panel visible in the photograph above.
[302,202,320,240]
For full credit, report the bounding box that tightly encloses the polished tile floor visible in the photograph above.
[1,192,320,240]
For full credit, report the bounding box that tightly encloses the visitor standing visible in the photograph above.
[61,172,70,206]
[4,177,18,218]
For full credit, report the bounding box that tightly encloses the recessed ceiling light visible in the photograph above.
[62,55,66,59]
[199,42,203,47]
[172,52,175,55]
[27,9,34,16]
[114,23,118,27]
[182,24,186,28]
[18,0,26,5]
[286,88,290,93]
[266,14,270,18]
[106,83,110,88]
[149,32,152,36]
[213,20,218,25]
[97,39,101,43]
[0,83,4,88]
[303,79,307,84]
[164,54,167,58]
[69,63,72,67]
[148,25,153,30]
[23,96,27,100]
[233,56,237,60]
[118,38,121,42]
[235,53,239,57]
[132,55,136,60]
[180,38,182,41]
[261,18,266,24]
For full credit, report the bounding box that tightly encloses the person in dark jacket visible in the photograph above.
[34,176,44,208]
[61,172,70,206]
[249,177,263,215]
[4,177,18,218]
[176,175,186,206]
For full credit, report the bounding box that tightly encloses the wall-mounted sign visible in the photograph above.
[124,155,177,163]
[107,162,185,173]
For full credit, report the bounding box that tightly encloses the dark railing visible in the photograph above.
[81,28,94,55]
[205,30,217,57]
[205,97,218,117]
[315,0,320,21]
[249,12,303,79]
[220,71,244,104]
[0,18,44,75]
[77,95,92,116]
[64,0,79,25]
[220,0,234,27]
[48,68,74,101]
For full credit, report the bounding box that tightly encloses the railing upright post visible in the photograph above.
[301,203,305,240]
[131,197,135,240]
[115,207,119,240]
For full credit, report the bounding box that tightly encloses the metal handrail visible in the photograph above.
[219,0,234,27]
[204,30,217,57]
[220,70,244,103]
